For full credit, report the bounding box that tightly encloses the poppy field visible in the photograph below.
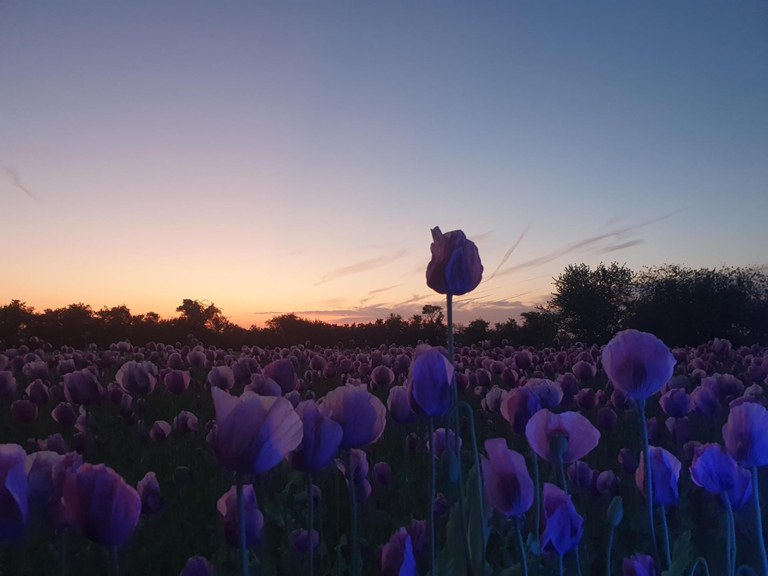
[1,229,767,576]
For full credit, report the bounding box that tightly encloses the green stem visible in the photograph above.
[722,493,735,576]
[688,558,712,576]
[460,401,484,514]
[307,472,314,576]
[660,505,672,569]
[429,417,437,576]
[606,526,614,576]
[639,399,659,565]
[347,451,360,576]
[558,553,564,576]
[533,453,541,552]
[752,466,768,576]
[515,516,528,576]
[236,478,250,576]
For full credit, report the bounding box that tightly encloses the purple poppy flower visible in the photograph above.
[428,428,462,461]
[406,345,453,418]
[63,463,141,547]
[635,446,681,507]
[572,361,597,382]
[173,410,199,434]
[690,443,752,509]
[540,483,584,556]
[425,227,483,296]
[337,449,372,503]
[0,371,17,398]
[602,330,675,400]
[289,528,319,554]
[11,399,37,424]
[51,402,78,427]
[500,387,542,435]
[387,385,418,424]
[206,366,234,391]
[211,387,302,475]
[659,389,691,418]
[0,444,28,541]
[164,370,191,395]
[149,420,172,442]
[262,359,297,394]
[291,400,343,472]
[722,402,768,467]
[25,379,49,405]
[408,519,427,557]
[525,378,563,409]
[63,369,103,406]
[25,450,64,506]
[380,527,417,576]
[525,409,600,464]
[622,553,656,576]
[370,365,395,389]
[179,556,215,576]
[374,461,393,486]
[321,384,386,449]
[216,484,264,548]
[115,361,157,396]
[481,438,534,518]
[137,471,163,515]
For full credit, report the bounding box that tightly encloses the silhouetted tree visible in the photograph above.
[548,262,634,343]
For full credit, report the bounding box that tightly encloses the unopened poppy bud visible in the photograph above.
[607,495,624,527]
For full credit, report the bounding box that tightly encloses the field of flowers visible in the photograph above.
[1,229,767,576]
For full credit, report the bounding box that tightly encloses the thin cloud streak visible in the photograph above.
[1,166,40,202]
[496,212,680,277]
[316,249,408,285]
[599,239,644,254]
[485,223,531,282]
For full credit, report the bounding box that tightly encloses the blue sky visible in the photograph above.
[1,2,766,328]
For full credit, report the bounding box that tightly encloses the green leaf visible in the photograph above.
[661,530,693,576]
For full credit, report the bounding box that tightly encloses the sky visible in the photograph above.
[1,2,767,329]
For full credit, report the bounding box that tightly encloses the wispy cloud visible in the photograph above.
[316,249,408,285]
[485,223,531,282]
[598,239,644,254]
[359,284,400,305]
[496,212,680,277]
[1,166,40,202]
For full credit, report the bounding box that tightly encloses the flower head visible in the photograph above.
[481,438,534,518]
[540,483,583,556]
[320,384,386,449]
[0,444,28,541]
[722,402,768,467]
[635,446,681,507]
[216,484,264,548]
[602,330,675,400]
[525,409,600,464]
[406,345,453,417]
[291,400,343,472]
[426,227,483,296]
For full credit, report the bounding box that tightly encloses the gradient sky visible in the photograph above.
[1,2,766,329]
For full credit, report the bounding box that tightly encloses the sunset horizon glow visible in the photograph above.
[2,2,766,332]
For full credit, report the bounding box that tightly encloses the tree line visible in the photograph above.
[1,263,766,349]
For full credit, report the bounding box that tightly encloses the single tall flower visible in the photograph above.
[481,438,534,518]
[216,484,264,548]
[291,400,343,473]
[690,443,752,508]
[211,387,303,476]
[406,345,454,417]
[602,330,675,400]
[426,227,483,295]
[525,409,600,464]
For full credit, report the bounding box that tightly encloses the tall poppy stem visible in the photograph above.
[660,505,672,569]
[429,416,437,576]
[446,293,472,572]
[307,472,314,576]
[722,493,735,576]
[236,478,250,576]
[514,516,528,576]
[751,466,768,576]
[347,451,360,576]
[533,453,541,552]
[460,401,484,515]
[606,525,615,576]
[639,399,659,564]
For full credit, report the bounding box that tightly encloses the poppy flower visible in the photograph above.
[406,345,453,418]
[0,444,28,541]
[500,387,542,435]
[602,330,675,400]
[211,387,303,476]
[291,400,343,473]
[179,556,215,576]
[425,227,483,296]
[0,371,17,398]
[540,483,584,556]
[320,384,386,449]
[370,365,395,389]
[206,366,235,391]
[387,386,418,424]
[622,554,656,576]
[137,471,163,515]
[380,527,417,576]
[689,443,752,509]
[525,409,600,464]
[216,484,264,548]
[635,446,681,507]
[722,402,768,468]
[481,438,534,518]
[63,463,141,547]
[262,359,297,394]
[429,428,462,461]
[163,370,191,395]
[115,361,157,396]
[62,369,102,406]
